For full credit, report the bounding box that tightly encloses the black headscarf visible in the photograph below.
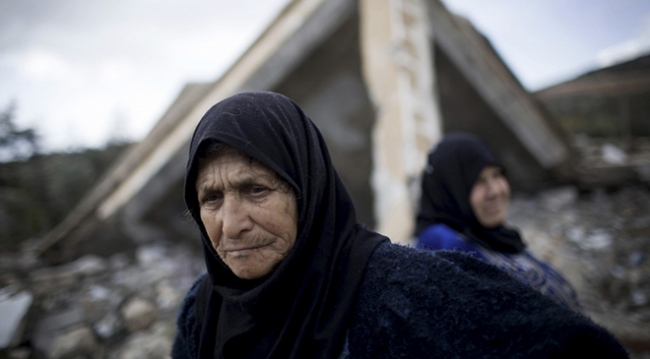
[414,133,525,254]
[184,91,387,358]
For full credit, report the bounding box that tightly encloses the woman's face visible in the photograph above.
[469,165,510,228]
[195,146,298,280]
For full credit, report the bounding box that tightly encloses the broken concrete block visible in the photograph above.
[29,265,78,292]
[71,255,108,277]
[136,245,166,267]
[32,307,85,354]
[601,143,627,165]
[582,229,613,251]
[155,281,182,310]
[0,290,33,348]
[49,326,97,359]
[540,186,578,212]
[117,322,173,359]
[94,313,120,339]
[121,298,157,332]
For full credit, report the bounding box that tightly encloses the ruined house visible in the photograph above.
[38,0,571,263]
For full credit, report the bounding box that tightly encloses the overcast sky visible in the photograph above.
[1,0,649,152]
[443,0,650,88]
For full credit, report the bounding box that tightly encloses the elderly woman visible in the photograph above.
[415,133,581,310]
[172,92,626,358]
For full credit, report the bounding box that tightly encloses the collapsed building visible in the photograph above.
[38,0,572,263]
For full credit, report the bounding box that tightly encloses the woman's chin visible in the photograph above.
[478,215,505,228]
[226,256,280,280]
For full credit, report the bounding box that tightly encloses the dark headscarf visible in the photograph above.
[414,133,525,254]
[184,91,387,358]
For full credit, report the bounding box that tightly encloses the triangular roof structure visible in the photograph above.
[38,0,572,262]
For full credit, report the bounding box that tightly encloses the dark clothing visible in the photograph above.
[173,93,627,358]
[415,133,581,309]
[418,223,581,311]
[415,133,524,253]
[182,92,386,358]
[174,242,628,359]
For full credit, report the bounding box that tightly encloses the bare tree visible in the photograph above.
[0,102,39,162]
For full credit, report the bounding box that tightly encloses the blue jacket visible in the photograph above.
[417,223,581,310]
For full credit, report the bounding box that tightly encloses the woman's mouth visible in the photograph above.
[222,243,269,257]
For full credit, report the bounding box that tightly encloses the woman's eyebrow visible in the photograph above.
[196,169,275,193]
[231,175,273,189]
[197,181,220,195]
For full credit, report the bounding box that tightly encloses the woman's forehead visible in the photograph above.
[197,147,273,182]
[482,165,504,174]
[194,141,300,201]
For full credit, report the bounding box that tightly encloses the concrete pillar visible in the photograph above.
[359,0,442,243]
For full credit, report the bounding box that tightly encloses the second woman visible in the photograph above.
[415,133,581,311]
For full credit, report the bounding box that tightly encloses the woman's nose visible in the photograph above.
[485,179,499,197]
[220,196,253,238]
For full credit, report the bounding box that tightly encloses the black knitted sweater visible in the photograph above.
[173,242,628,359]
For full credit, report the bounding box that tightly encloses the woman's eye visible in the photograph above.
[246,184,270,197]
[201,193,222,205]
[251,185,268,194]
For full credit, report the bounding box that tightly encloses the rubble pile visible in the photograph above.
[572,135,650,185]
[509,185,650,355]
[0,243,204,359]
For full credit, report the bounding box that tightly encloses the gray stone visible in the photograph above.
[136,245,166,267]
[109,253,131,271]
[88,285,110,302]
[609,266,626,280]
[631,216,650,229]
[30,256,107,291]
[82,284,125,323]
[601,143,627,165]
[540,186,578,212]
[635,164,650,183]
[155,281,182,310]
[33,307,86,354]
[7,347,32,359]
[581,229,613,251]
[565,226,585,243]
[121,298,157,332]
[118,323,173,359]
[71,255,107,277]
[629,252,645,267]
[49,326,97,359]
[30,265,78,290]
[632,290,649,307]
[94,313,120,339]
[0,290,33,348]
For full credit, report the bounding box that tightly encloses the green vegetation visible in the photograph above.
[0,103,131,251]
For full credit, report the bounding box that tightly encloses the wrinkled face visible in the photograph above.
[469,165,510,228]
[195,146,298,280]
